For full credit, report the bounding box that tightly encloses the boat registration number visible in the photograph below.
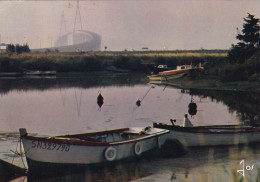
[31,140,70,152]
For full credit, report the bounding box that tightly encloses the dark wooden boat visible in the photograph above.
[153,122,260,147]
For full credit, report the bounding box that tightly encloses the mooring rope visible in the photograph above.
[11,138,27,169]
[11,139,20,164]
[140,85,155,102]
[134,85,155,111]
[19,138,27,168]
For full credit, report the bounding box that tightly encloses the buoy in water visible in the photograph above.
[188,108,197,116]
[136,99,141,107]
[188,100,197,116]
[97,91,104,108]
[188,102,197,110]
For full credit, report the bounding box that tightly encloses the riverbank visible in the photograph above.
[1,51,259,92]
[151,75,260,92]
[0,51,227,73]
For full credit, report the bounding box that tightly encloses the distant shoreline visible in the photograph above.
[0,50,227,73]
[1,51,259,92]
[162,76,260,93]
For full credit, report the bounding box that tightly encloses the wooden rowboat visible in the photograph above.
[148,72,185,81]
[158,65,192,76]
[23,71,56,76]
[147,64,202,82]
[19,127,169,172]
[0,71,56,77]
[153,122,260,147]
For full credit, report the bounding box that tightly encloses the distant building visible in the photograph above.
[32,30,101,52]
[31,1,102,53]
[0,44,7,52]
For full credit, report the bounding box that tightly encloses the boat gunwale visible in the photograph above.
[153,122,260,134]
[158,68,191,76]
[21,128,169,147]
[57,128,130,138]
[148,72,185,78]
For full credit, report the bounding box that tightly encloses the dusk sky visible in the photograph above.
[0,0,260,51]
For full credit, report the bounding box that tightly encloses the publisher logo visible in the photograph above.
[237,160,254,178]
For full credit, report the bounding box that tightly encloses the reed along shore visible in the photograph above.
[0,50,227,73]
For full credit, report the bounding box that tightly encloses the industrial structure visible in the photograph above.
[33,1,101,52]
[32,30,101,52]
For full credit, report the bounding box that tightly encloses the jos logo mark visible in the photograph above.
[237,160,254,178]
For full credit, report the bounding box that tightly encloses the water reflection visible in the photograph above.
[26,160,152,182]
[0,73,146,95]
[1,144,260,182]
[187,97,197,117]
[0,159,26,181]
[1,74,259,124]
[189,88,260,123]
[149,82,260,123]
[1,74,260,181]
[0,159,153,182]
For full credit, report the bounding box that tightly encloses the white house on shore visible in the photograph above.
[0,44,8,52]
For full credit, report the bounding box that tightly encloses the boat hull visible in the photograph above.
[20,127,169,172]
[24,71,56,76]
[158,69,190,76]
[153,123,260,147]
[0,71,56,77]
[24,146,158,174]
[148,72,185,81]
[168,129,260,147]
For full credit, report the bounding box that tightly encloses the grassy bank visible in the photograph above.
[164,76,260,92]
[0,51,227,73]
[1,50,260,92]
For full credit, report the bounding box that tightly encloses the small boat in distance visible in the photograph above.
[153,122,260,147]
[148,71,186,81]
[23,70,56,76]
[0,70,56,77]
[158,65,193,76]
[148,64,202,82]
[19,127,169,173]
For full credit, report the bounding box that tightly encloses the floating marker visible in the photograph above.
[136,99,141,107]
[97,91,104,108]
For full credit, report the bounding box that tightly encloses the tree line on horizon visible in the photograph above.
[228,13,260,64]
[6,43,30,54]
[222,13,260,82]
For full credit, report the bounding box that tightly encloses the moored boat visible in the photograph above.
[0,159,26,176]
[19,127,169,172]
[158,65,193,76]
[148,72,185,81]
[0,71,56,77]
[148,64,198,82]
[0,72,22,77]
[23,71,56,76]
[153,122,260,147]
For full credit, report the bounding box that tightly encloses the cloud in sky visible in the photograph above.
[0,0,260,50]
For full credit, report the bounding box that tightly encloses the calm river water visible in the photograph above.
[0,73,259,181]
